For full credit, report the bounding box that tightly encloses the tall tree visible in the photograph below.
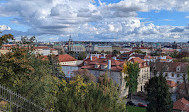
[122,62,140,100]
[145,75,173,112]
[0,33,14,47]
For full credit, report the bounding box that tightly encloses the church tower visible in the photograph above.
[68,35,73,52]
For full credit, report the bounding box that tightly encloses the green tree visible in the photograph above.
[78,51,87,60]
[56,75,126,112]
[48,54,65,77]
[0,33,14,47]
[73,69,96,83]
[112,50,119,56]
[122,62,140,100]
[145,75,173,112]
[0,35,60,110]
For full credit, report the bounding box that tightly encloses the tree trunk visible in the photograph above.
[129,93,132,101]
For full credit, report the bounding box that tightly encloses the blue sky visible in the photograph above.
[0,0,189,42]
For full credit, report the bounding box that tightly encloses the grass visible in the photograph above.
[126,106,146,112]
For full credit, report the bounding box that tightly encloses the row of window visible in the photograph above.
[164,73,186,78]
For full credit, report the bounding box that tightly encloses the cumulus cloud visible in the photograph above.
[0,25,11,31]
[0,0,189,41]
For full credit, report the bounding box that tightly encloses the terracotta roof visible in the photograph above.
[162,49,177,52]
[150,62,188,73]
[173,98,189,111]
[58,54,77,62]
[34,46,49,49]
[40,56,49,61]
[166,80,177,87]
[129,57,145,64]
[80,57,124,72]
[2,44,16,47]
[144,55,154,59]
[130,54,146,59]
[166,56,173,59]
[132,47,151,49]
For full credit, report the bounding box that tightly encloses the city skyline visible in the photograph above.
[0,0,189,42]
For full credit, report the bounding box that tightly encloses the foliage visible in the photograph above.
[145,75,173,112]
[0,33,14,47]
[78,51,87,60]
[126,106,146,112]
[134,50,146,55]
[48,54,65,77]
[73,69,96,83]
[169,51,178,58]
[0,35,60,110]
[1,34,127,112]
[0,47,60,110]
[112,50,119,56]
[122,62,140,100]
[56,75,126,112]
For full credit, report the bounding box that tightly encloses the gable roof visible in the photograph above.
[58,54,77,62]
[173,98,189,111]
[129,57,145,64]
[80,57,124,72]
[150,62,188,73]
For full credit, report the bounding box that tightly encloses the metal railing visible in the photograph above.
[0,84,49,112]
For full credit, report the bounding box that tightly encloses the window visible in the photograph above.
[172,73,174,77]
[177,81,180,84]
[177,74,180,77]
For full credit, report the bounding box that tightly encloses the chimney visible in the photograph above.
[90,55,93,61]
[108,60,111,70]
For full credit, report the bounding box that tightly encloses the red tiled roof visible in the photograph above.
[2,44,16,47]
[166,56,173,59]
[162,49,177,52]
[166,80,177,87]
[150,62,188,73]
[129,57,145,64]
[40,56,49,61]
[144,55,154,59]
[173,98,189,111]
[58,54,77,62]
[132,47,151,49]
[80,57,124,72]
[34,46,49,49]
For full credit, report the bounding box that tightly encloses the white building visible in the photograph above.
[34,46,58,56]
[150,62,188,84]
[128,57,151,92]
[80,56,150,97]
[58,54,83,78]
[144,55,173,62]
[94,45,112,53]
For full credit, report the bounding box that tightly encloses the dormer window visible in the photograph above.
[176,66,181,72]
[153,66,156,70]
[101,65,107,69]
[95,64,99,68]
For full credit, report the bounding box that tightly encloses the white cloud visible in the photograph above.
[185,16,189,18]
[0,25,11,31]
[0,0,189,42]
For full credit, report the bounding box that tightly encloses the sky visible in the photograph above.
[0,0,189,42]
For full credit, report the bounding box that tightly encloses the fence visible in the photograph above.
[0,84,49,112]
